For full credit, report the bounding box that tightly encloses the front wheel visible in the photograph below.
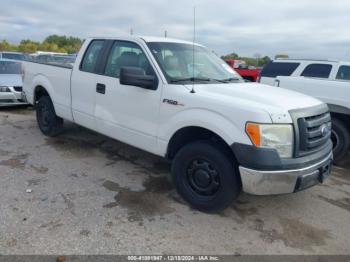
[36,96,63,137]
[171,141,241,212]
[331,118,350,165]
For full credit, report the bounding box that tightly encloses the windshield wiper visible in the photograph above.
[170,77,211,83]
[219,77,241,82]
[170,77,240,84]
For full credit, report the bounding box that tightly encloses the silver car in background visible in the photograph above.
[0,59,28,106]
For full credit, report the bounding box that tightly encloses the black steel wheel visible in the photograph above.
[36,96,63,137]
[186,158,220,197]
[171,141,241,212]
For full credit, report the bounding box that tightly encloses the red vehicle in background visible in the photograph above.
[225,59,261,82]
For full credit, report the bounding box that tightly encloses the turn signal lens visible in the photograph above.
[245,123,261,147]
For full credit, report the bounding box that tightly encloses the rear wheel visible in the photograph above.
[36,96,63,137]
[171,141,241,212]
[331,118,350,165]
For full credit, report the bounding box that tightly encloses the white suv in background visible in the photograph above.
[258,59,342,85]
[259,59,350,164]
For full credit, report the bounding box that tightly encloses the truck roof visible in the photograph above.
[87,36,203,46]
[275,58,341,63]
[274,58,350,66]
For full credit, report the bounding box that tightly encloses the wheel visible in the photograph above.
[36,96,63,137]
[331,118,350,165]
[171,141,241,212]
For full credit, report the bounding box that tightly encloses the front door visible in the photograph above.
[94,40,162,154]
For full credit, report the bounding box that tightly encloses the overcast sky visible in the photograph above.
[1,0,350,59]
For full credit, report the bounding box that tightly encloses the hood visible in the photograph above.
[190,82,322,111]
[0,74,22,87]
[187,82,324,123]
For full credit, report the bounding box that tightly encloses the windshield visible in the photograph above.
[0,61,21,74]
[147,42,242,84]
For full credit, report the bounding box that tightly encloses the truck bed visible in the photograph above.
[22,61,73,121]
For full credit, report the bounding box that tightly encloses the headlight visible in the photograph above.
[245,123,294,158]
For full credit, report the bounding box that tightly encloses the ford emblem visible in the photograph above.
[321,124,329,137]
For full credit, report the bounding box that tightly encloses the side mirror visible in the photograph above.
[120,67,158,90]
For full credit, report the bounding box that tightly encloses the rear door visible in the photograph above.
[259,61,300,85]
[71,39,106,130]
[93,40,163,154]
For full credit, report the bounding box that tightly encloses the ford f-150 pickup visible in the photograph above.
[22,36,333,212]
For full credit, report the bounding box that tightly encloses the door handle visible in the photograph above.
[96,83,106,94]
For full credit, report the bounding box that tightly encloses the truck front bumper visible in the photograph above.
[239,152,333,195]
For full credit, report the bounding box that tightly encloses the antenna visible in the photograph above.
[164,30,168,38]
[190,5,196,94]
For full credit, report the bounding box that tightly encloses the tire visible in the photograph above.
[331,118,350,165]
[36,96,63,137]
[171,141,241,212]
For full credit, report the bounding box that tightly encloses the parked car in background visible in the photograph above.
[225,59,261,82]
[269,60,350,164]
[258,59,345,85]
[23,36,333,212]
[34,54,76,66]
[0,59,27,106]
[259,59,350,164]
[0,52,28,61]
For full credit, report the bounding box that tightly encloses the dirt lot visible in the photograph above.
[0,107,350,255]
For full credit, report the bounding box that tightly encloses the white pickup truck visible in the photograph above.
[23,36,333,212]
[261,60,350,164]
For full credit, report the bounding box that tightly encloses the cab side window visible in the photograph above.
[104,41,154,78]
[301,64,332,78]
[80,40,105,73]
[336,65,350,81]
[260,62,300,77]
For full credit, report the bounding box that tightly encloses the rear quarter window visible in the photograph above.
[336,65,350,81]
[80,40,105,73]
[260,62,300,77]
[301,64,332,78]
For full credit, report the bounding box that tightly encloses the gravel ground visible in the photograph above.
[0,107,349,255]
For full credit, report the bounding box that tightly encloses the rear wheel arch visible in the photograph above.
[34,85,50,104]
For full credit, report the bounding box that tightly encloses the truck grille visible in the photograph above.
[289,104,332,157]
[297,111,331,156]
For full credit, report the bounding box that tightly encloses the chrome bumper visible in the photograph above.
[239,152,333,195]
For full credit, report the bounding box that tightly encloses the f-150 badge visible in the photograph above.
[162,99,184,106]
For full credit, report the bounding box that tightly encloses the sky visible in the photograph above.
[1,0,350,59]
